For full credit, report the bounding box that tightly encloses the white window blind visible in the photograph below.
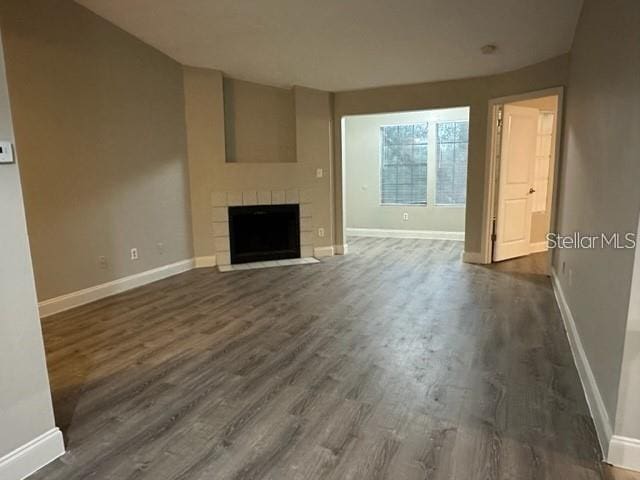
[436,121,469,205]
[380,124,428,205]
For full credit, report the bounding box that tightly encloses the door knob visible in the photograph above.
[529,187,536,194]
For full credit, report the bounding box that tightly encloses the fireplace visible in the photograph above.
[228,204,301,264]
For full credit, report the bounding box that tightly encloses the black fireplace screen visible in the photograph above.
[228,204,300,264]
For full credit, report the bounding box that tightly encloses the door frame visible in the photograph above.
[480,86,565,266]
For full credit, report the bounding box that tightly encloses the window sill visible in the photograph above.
[379,203,465,208]
[380,203,428,207]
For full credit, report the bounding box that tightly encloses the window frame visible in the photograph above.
[375,111,470,208]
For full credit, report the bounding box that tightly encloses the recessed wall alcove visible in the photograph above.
[223,78,297,164]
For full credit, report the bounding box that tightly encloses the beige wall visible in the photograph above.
[0,0,193,301]
[554,0,640,450]
[0,28,60,460]
[183,67,226,259]
[184,67,335,258]
[344,109,467,233]
[294,86,335,250]
[333,55,570,254]
[223,78,296,163]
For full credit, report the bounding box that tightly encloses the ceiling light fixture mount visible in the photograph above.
[481,44,498,55]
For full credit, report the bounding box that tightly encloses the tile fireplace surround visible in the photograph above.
[211,188,314,267]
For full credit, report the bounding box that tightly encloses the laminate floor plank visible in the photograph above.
[30,237,608,479]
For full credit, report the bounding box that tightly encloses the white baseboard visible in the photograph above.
[0,428,65,480]
[37,245,343,317]
[346,227,464,241]
[334,244,348,255]
[609,435,640,472]
[530,241,549,253]
[313,246,335,258]
[194,255,216,268]
[551,269,612,455]
[38,259,195,318]
[462,251,486,264]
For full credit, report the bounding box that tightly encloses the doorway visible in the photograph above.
[483,88,563,269]
[341,107,470,244]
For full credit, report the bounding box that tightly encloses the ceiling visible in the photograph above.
[76,0,583,92]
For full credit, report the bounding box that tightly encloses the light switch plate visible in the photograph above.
[0,141,14,164]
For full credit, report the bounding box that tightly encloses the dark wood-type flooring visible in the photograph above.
[31,237,608,479]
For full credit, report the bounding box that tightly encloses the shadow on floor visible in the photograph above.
[487,251,550,276]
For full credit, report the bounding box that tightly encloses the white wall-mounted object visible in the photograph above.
[0,141,14,164]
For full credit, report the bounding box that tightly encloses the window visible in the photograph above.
[380,124,428,205]
[533,112,554,212]
[373,110,469,207]
[436,121,468,205]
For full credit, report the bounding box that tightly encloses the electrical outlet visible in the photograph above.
[157,242,164,254]
[402,212,409,221]
[130,248,139,260]
[98,256,108,269]
[316,168,323,178]
[0,141,14,164]
[318,227,325,238]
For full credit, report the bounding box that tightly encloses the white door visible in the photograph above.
[493,105,538,261]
